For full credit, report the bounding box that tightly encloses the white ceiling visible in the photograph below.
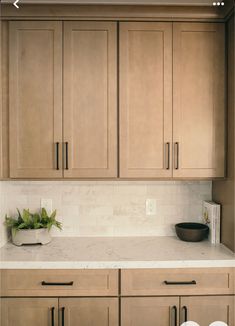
[0,0,226,5]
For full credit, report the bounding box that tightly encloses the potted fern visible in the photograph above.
[5,208,62,246]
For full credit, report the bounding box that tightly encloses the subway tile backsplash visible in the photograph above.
[0,181,212,244]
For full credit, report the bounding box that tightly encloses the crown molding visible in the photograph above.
[1,4,230,21]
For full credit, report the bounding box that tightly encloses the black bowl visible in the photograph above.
[175,222,209,242]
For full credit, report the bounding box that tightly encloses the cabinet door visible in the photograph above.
[121,297,179,326]
[63,22,117,178]
[9,21,63,178]
[119,22,172,178]
[173,23,225,178]
[180,296,234,326]
[59,298,118,326]
[1,298,58,326]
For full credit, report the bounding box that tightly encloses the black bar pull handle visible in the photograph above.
[51,307,55,326]
[61,307,65,326]
[165,142,170,170]
[174,142,179,170]
[55,142,60,170]
[41,281,74,286]
[65,142,69,170]
[164,280,196,285]
[182,306,188,322]
[171,306,177,326]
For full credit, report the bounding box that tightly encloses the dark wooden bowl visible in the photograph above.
[175,222,209,242]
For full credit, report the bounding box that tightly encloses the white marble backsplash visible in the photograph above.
[0,181,211,245]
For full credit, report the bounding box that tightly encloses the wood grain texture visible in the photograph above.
[1,4,230,21]
[59,298,118,326]
[9,21,63,178]
[119,22,172,178]
[121,268,234,296]
[173,22,225,178]
[213,15,235,252]
[63,21,117,178]
[121,297,179,326]
[0,269,119,297]
[180,296,234,326]
[1,298,58,326]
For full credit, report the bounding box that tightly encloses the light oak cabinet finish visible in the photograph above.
[1,298,118,326]
[180,296,234,326]
[0,269,118,297]
[120,21,225,179]
[6,21,225,180]
[9,21,63,178]
[63,21,117,178]
[121,268,234,296]
[8,21,117,179]
[121,296,235,326]
[121,297,179,326]
[59,298,118,326]
[173,22,225,178]
[119,22,173,178]
[1,298,58,326]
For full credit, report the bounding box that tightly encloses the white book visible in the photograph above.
[203,201,221,244]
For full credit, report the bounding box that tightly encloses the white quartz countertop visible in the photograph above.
[0,236,235,269]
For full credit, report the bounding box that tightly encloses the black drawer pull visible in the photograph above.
[164,280,196,285]
[41,281,74,286]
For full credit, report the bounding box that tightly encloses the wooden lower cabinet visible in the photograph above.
[0,298,118,326]
[0,296,234,326]
[121,297,179,326]
[181,296,234,326]
[59,298,118,326]
[121,296,235,326]
[1,298,58,326]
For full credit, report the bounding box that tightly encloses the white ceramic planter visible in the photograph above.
[12,228,52,246]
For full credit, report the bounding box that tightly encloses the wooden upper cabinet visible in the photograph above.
[173,23,225,178]
[119,22,173,178]
[9,21,63,178]
[63,22,117,178]
[7,20,226,180]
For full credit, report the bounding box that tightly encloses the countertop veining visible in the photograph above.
[0,236,234,269]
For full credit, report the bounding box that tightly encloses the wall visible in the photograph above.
[0,181,211,240]
[0,182,8,247]
[213,14,235,252]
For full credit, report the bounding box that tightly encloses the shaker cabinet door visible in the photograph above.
[119,22,173,178]
[63,22,117,178]
[9,21,63,178]
[0,298,58,326]
[121,297,179,326]
[180,296,234,326]
[173,23,225,178]
[59,298,118,326]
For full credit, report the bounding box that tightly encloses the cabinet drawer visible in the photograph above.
[121,268,234,296]
[1,269,118,297]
